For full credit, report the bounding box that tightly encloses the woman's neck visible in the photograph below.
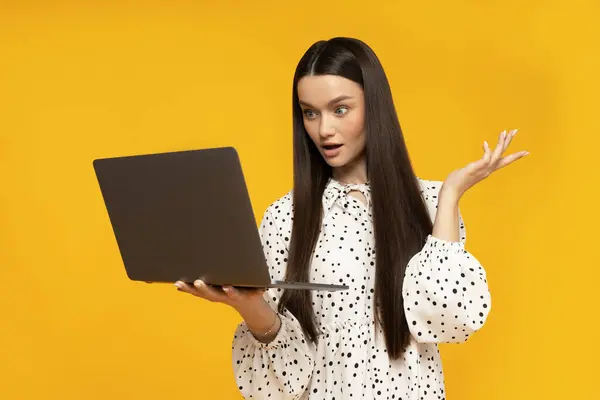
[332,156,368,185]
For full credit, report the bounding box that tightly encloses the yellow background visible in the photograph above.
[1,1,598,399]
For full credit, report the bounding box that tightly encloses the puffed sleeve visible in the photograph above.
[402,180,492,344]
[231,203,315,399]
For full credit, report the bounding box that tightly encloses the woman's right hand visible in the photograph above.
[174,280,281,343]
[174,280,265,310]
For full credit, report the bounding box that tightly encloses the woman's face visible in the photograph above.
[297,75,366,170]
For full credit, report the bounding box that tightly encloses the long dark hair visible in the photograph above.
[278,37,433,360]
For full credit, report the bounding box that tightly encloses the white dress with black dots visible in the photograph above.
[232,178,491,399]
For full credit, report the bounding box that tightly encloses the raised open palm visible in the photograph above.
[442,129,529,197]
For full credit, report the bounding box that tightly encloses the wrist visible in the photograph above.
[237,299,279,338]
[439,184,462,205]
[237,299,277,335]
[236,297,272,320]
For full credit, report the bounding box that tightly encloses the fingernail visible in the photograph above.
[524,151,530,155]
[484,140,489,149]
[194,280,203,287]
[502,130,506,138]
[512,129,518,136]
[174,283,181,289]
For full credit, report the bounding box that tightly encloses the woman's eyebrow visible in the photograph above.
[299,95,354,108]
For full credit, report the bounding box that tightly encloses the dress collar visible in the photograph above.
[323,178,371,219]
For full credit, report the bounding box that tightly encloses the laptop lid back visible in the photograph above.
[93,147,271,286]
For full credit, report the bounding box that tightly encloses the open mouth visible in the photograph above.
[322,144,343,150]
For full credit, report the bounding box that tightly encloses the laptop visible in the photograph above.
[93,146,348,291]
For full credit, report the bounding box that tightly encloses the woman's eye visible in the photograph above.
[303,109,317,119]
[335,106,349,116]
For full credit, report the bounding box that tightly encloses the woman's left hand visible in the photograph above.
[441,129,529,199]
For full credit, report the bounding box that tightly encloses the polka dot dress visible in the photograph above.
[232,178,491,399]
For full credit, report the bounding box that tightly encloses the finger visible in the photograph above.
[222,285,242,301]
[193,280,229,303]
[491,130,507,162]
[496,150,530,170]
[482,140,492,164]
[174,280,203,297]
[503,129,518,152]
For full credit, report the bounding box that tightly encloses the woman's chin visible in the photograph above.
[322,151,363,169]
[323,158,347,168]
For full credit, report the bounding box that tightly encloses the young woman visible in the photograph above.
[175,37,528,399]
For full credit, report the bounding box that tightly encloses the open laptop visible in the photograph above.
[93,146,348,291]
